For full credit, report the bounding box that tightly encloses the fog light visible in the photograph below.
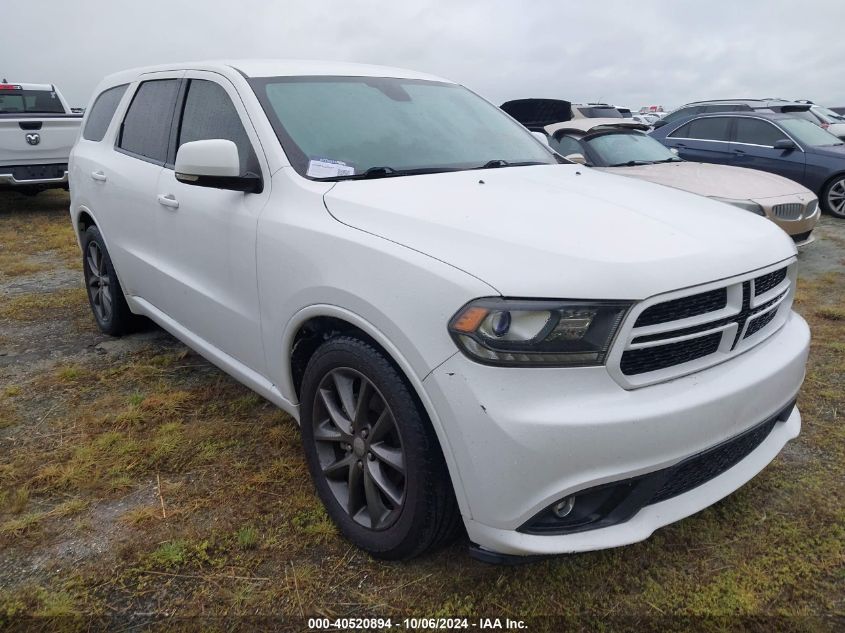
[552,497,575,518]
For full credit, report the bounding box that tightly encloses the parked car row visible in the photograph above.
[65,60,810,562]
[541,118,819,244]
[651,110,845,218]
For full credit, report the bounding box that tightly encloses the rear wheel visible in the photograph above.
[299,336,461,559]
[822,175,845,218]
[81,225,134,336]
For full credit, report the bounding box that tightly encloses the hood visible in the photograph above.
[808,142,845,159]
[600,161,811,200]
[324,165,796,299]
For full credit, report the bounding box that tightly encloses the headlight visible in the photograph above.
[448,298,631,367]
[709,196,765,216]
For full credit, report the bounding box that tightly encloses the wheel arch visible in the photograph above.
[820,171,845,215]
[282,304,472,518]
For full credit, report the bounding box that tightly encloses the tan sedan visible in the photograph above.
[544,119,820,245]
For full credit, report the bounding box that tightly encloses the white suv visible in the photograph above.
[69,60,810,562]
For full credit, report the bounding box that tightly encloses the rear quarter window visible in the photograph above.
[83,84,128,142]
[118,79,180,164]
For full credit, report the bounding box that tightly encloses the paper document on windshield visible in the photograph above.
[307,158,355,178]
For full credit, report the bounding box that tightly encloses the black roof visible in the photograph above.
[500,99,572,129]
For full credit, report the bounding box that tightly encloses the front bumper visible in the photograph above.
[758,194,820,242]
[424,311,809,556]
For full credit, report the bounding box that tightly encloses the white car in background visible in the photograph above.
[70,60,808,561]
[808,105,845,139]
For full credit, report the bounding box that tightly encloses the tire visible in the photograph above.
[299,336,461,559]
[821,175,845,218]
[81,225,134,336]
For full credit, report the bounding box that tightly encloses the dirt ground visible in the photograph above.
[0,190,843,632]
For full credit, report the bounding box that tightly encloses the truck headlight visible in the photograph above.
[448,299,631,366]
[709,197,766,216]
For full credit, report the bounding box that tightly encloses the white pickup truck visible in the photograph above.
[0,82,82,194]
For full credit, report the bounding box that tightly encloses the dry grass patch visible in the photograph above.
[0,288,87,321]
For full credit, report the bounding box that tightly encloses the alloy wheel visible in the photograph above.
[828,178,845,216]
[85,241,112,322]
[312,368,407,530]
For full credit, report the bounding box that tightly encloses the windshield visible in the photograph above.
[584,131,680,166]
[0,89,65,114]
[779,117,844,147]
[252,76,556,179]
[814,106,845,123]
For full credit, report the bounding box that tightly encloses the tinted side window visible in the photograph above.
[683,117,732,141]
[551,135,583,157]
[118,79,180,163]
[177,80,258,174]
[83,84,128,142]
[663,106,699,124]
[733,118,787,146]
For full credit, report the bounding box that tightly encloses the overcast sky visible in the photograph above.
[4,0,845,110]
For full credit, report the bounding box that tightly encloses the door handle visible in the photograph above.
[157,193,179,209]
[732,149,746,154]
[91,170,107,182]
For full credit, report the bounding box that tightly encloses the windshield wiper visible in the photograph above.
[652,157,683,164]
[608,160,654,167]
[472,159,549,170]
[328,166,460,181]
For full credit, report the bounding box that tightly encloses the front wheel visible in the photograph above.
[822,176,845,218]
[299,336,461,559]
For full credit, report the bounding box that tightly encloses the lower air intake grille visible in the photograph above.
[649,414,780,504]
[620,332,721,376]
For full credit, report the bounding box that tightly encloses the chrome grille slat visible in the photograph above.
[772,203,803,221]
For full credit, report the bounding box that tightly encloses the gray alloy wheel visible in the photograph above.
[312,367,406,530]
[826,177,845,218]
[85,240,113,323]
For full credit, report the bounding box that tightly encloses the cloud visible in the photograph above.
[3,0,844,110]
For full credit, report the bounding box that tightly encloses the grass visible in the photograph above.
[0,194,843,629]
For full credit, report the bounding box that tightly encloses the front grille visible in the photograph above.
[634,288,727,327]
[744,309,778,338]
[614,265,793,386]
[772,202,803,221]
[649,411,783,504]
[621,332,721,376]
[754,268,786,296]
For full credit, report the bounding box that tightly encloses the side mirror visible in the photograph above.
[773,139,797,151]
[564,153,587,165]
[175,139,262,193]
[652,119,667,129]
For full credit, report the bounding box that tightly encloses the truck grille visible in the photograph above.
[613,263,794,387]
[772,203,803,221]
